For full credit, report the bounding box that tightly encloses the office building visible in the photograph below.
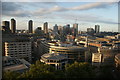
[95,25,100,33]
[5,42,32,62]
[11,18,16,33]
[28,20,33,33]
[43,22,48,34]
[40,53,67,70]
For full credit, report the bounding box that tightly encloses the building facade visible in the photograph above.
[5,42,32,62]
[92,53,102,66]
[33,39,49,60]
[49,42,87,63]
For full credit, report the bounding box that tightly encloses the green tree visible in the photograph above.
[65,61,95,78]
[3,71,20,80]
[20,60,56,79]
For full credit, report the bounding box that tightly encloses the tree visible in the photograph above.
[65,62,95,78]
[3,71,20,80]
[20,60,56,79]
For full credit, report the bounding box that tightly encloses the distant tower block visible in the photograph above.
[95,25,100,33]
[28,20,33,33]
[43,22,48,34]
[11,18,16,33]
[73,23,78,36]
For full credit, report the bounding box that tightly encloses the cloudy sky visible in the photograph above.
[1,0,119,32]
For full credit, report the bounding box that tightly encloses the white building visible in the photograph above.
[92,53,102,66]
[92,52,114,66]
[5,42,32,62]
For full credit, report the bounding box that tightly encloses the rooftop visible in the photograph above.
[2,56,31,72]
[41,53,67,60]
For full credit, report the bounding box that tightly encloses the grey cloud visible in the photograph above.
[2,2,57,17]
[2,2,22,11]
[2,2,32,17]
[34,2,116,15]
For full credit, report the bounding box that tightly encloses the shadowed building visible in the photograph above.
[95,25,100,33]
[53,24,58,33]
[2,21,11,33]
[11,18,16,33]
[87,28,94,35]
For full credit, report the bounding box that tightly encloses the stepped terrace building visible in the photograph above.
[40,53,67,70]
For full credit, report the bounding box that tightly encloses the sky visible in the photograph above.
[1,0,119,32]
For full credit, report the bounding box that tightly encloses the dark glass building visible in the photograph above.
[28,20,33,33]
[11,18,16,33]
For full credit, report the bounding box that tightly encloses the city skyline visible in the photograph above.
[2,1,118,32]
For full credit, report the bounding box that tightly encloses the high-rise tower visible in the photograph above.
[11,18,16,33]
[28,20,33,33]
[95,25,100,33]
[43,22,48,34]
[73,23,78,36]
